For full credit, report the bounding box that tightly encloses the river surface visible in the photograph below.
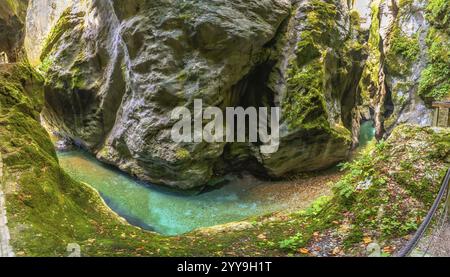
[57,122,374,236]
[58,151,296,236]
[359,120,376,147]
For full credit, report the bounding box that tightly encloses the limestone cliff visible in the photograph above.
[256,0,367,176]
[22,0,445,189]
[357,0,449,139]
[23,0,365,189]
[24,0,72,66]
[0,0,28,61]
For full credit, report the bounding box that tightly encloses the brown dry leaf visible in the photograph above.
[363,237,372,244]
[383,246,393,253]
[257,234,267,240]
[332,247,340,256]
[298,248,309,254]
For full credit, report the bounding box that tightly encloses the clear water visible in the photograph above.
[359,120,376,147]
[58,151,286,236]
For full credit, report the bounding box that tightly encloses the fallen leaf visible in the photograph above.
[298,248,309,254]
[332,247,340,256]
[363,237,372,244]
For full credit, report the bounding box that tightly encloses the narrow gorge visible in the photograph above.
[0,0,449,257]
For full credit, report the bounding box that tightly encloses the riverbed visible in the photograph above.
[58,151,340,236]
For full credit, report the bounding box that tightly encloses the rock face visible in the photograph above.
[356,0,449,139]
[258,0,367,176]
[20,0,447,189]
[24,0,370,189]
[0,0,28,62]
[376,0,432,135]
[24,0,72,66]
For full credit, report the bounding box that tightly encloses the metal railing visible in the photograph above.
[396,168,450,257]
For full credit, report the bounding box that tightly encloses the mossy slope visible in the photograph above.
[1,66,447,256]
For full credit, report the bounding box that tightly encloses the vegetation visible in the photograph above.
[39,8,84,63]
[385,23,420,77]
[418,0,450,102]
[2,66,447,256]
[426,0,449,33]
[1,0,449,258]
[283,0,363,145]
[358,1,382,105]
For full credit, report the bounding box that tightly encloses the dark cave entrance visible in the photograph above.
[215,60,278,179]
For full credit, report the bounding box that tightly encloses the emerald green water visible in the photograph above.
[58,151,286,236]
[359,120,376,147]
[57,121,375,235]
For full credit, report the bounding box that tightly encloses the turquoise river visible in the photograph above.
[57,122,375,236]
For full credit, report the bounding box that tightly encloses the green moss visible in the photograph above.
[283,0,351,133]
[284,62,329,130]
[349,9,361,29]
[175,148,191,160]
[426,0,450,33]
[39,8,85,62]
[385,23,420,77]
[358,1,382,105]
[418,27,450,102]
[37,56,54,74]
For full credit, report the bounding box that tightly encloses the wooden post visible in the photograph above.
[432,108,439,127]
[432,102,450,127]
[442,108,449,127]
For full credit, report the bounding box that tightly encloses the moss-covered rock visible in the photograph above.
[418,0,450,102]
[26,0,372,188]
[258,0,367,176]
[2,64,448,256]
[281,124,449,256]
[357,0,434,139]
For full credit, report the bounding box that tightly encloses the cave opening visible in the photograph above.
[216,60,278,179]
